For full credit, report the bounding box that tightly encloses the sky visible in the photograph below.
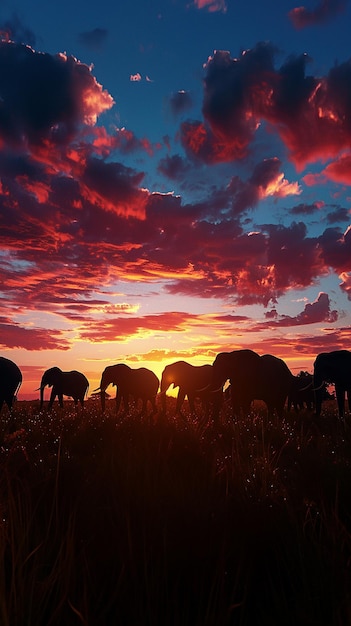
[0,0,351,399]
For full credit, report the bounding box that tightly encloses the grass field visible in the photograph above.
[0,397,350,625]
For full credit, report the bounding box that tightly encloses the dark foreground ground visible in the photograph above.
[0,398,350,625]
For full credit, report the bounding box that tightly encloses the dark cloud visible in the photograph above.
[290,201,324,216]
[318,225,351,272]
[0,40,113,149]
[259,292,338,328]
[157,154,189,180]
[182,43,351,169]
[0,13,36,46]
[326,207,350,223]
[78,28,108,50]
[168,90,193,116]
[289,0,347,29]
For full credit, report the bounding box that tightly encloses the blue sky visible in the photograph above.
[0,0,350,398]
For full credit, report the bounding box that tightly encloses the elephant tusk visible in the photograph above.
[92,386,101,392]
[312,382,326,392]
[197,384,211,393]
[34,387,41,391]
[211,385,224,393]
[299,382,313,392]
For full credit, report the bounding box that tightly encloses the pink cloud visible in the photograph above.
[0,318,70,350]
[260,292,338,328]
[289,0,347,29]
[339,271,351,300]
[182,44,351,169]
[193,0,227,12]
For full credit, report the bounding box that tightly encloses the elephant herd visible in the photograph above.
[0,349,351,420]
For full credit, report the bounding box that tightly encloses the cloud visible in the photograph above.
[157,154,189,180]
[318,225,351,272]
[78,311,202,342]
[78,27,108,50]
[0,318,70,350]
[181,43,351,170]
[289,0,347,29]
[290,201,325,216]
[339,271,351,300]
[193,0,227,12]
[262,292,338,327]
[168,90,193,116]
[326,206,350,223]
[0,41,114,150]
[0,12,36,46]
[1,38,350,352]
[319,154,351,184]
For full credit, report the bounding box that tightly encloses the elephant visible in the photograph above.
[39,367,89,409]
[98,364,159,416]
[160,361,222,418]
[313,350,351,417]
[212,349,294,419]
[288,372,314,412]
[287,372,333,413]
[0,356,22,412]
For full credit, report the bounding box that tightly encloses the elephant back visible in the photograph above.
[132,367,159,397]
[259,354,293,397]
[0,357,22,386]
[63,371,89,397]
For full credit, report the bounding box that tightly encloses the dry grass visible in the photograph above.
[0,397,350,625]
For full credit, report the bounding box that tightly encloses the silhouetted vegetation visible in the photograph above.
[0,398,350,625]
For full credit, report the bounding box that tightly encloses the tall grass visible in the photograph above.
[0,398,350,625]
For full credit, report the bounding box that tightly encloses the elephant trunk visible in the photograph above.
[160,377,169,412]
[39,385,45,409]
[100,386,106,412]
[313,371,324,417]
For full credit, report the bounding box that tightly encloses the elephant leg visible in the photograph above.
[347,389,351,413]
[335,385,345,417]
[122,393,129,414]
[275,401,285,419]
[48,389,57,410]
[175,388,186,414]
[150,397,157,415]
[141,398,147,416]
[115,392,122,414]
[187,393,196,415]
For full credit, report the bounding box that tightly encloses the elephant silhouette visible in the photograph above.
[98,364,159,416]
[39,367,89,409]
[160,361,222,418]
[0,356,22,413]
[0,356,22,432]
[313,350,351,417]
[288,372,314,412]
[212,349,294,419]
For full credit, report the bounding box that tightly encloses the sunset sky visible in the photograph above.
[1,0,351,399]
